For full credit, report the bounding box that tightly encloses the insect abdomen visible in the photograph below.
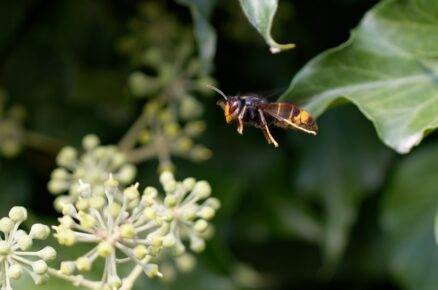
[264,103,318,133]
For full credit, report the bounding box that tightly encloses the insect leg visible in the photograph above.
[258,109,279,147]
[237,105,247,135]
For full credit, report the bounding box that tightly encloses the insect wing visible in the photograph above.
[261,103,318,135]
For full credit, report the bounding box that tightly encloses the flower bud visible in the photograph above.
[164,194,178,208]
[117,165,137,184]
[82,134,100,151]
[60,261,76,275]
[38,246,57,261]
[0,217,14,233]
[8,264,23,280]
[145,264,162,278]
[194,219,208,233]
[17,235,33,250]
[56,146,77,166]
[175,253,196,273]
[192,181,211,199]
[120,223,136,239]
[198,206,215,220]
[190,236,205,253]
[30,224,50,240]
[9,206,27,222]
[76,257,91,272]
[124,185,140,201]
[133,245,148,260]
[182,177,196,191]
[32,260,48,274]
[97,241,114,257]
[0,240,11,255]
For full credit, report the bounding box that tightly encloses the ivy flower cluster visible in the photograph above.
[0,207,56,289]
[48,135,137,211]
[52,171,220,289]
[115,2,214,172]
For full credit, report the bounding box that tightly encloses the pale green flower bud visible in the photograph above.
[57,146,77,166]
[108,202,121,218]
[62,204,77,217]
[145,264,162,278]
[124,185,140,201]
[38,246,57,261]
[105,176,119,188]
[163,234,176,248]
[163,180,177,193]
[76,197,89,211]
[8,264,23,280]
[32,260,48,274]
[182,207,197,220]
[79,213,96,229]
[51,168,69,180]
[9,206,27,222]
[180,96,204,120]
[0,217,14,233]
[59,216,74,228]
[76,257,91,272]
[185,121,206,137]
[108,276,122,289]
[48,180,68,194]
[144,207,156,220]
[60,261,76,275]
[192,181,211,199]
[89,195,105,209]
[190,236,205,253]
[30,224,50,240]
[164,194,178,208]
[82,134,100,151]
[129,71,157,97]
[194,219,208,233]
[97,241,114,257]
[205,197,221,210]
[176,137,193,152]
[117,165,137,184]
[191,145,212,161]
[159,171,174,185]
[31,273,49,286]
[175,253,196,273]
[56,228,75,246]
[182,177,196,191]
[171,241,185,256]
[198,206,215,220]
[0,240,11,255]
[143,186,158,198]
[120,224,135,239]
[133,245,148,260]
[17,235,33,250]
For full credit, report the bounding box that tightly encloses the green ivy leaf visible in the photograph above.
[381,144,438,290]
[239,0,295,53]
[281,0,438,153]
[176,0,217,74]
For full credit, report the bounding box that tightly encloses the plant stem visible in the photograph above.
[118,111,150,151]
[47,267,102,289]
[124,145,157,164]
[22,130,65,155]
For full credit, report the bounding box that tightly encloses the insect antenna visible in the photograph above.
[206,84,228,100]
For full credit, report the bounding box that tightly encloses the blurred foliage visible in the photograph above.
[1,0,438,290]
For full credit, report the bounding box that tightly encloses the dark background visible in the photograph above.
[0,0,407,289]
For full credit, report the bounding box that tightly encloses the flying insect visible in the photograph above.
[207,85,318,147]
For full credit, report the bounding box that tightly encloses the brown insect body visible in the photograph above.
[208,85,318,147]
